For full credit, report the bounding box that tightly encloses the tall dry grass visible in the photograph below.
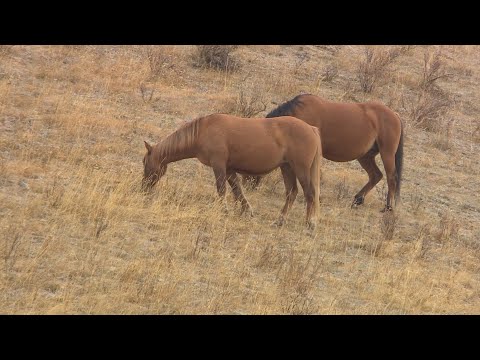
[1,45,479,314]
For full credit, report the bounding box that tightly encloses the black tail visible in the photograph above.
[395,118,404,205]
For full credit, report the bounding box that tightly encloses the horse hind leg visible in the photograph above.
[379,149,397,212]
[295,168,316,230]
[274,164,298,227]
[352,151,382,208]
[227,171,253,217]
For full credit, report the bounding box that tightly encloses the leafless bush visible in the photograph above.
[144,46,173,78]
[408,90,453,131]
[195,45,240,71]
[230,89,267,117]
[293,52,309,75]
[321,63,338,82]
[356,46,399,93]
[420,51,452,92]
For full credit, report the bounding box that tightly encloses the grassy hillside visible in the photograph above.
[1,45,479,314]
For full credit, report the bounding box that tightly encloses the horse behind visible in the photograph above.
[244,94,404,212]
[142,114,322,229]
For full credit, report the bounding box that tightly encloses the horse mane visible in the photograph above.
[159,117,201,157]
[266,94,309,118]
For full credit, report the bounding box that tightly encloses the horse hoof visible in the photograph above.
[351,197,364,208]
[273,218,285,227]
[380,206,393,213]
[307,222,316,231]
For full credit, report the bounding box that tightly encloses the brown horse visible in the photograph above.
[244,94,404,212]
[142,114,322,229]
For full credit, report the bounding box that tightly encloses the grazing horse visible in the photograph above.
[244,94,404,212]
[142,114,322,229]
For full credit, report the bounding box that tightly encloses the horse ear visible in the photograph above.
[144,141,152,154]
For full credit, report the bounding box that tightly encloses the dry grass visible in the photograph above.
[1,45,479,314]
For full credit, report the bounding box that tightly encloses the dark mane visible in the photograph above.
[266,94,309,118]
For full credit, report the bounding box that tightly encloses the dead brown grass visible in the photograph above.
[1,45,479,314]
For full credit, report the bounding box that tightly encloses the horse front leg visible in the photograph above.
[213,166,229,214]
[227,171,254,217]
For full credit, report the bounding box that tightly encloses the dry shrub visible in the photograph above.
[195,45,240,71]
[405,49,456,137]
[144,46,174,78]
[408,90,454,131]
[321,63,338,82]
[293,52,309,75]
[420,51,452,92]
[356,46,403,93]
[226,74,269,118]
[230,89,267,118]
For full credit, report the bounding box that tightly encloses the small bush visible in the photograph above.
[420,51,451,92]
[321,63,338,82]
[408,90,453,131]
[230,89,267,118]
[144,46,173,78]
[195,45,240,71]
[356,46,400,93]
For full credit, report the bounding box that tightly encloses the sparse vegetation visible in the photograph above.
[1,45,479,314]
[195,45,240,71]
[144,46,174,78]
[356,46,403,93]
[321,64,338,82]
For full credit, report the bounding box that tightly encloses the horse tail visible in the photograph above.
[395,115,404,205]
[310,127,322,217]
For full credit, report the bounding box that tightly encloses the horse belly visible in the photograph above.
[228,143,284,175]
[322,136,375,162]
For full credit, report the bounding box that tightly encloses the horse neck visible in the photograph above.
[156,124,199,164]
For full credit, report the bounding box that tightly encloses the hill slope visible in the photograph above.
[0,45,479,314]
